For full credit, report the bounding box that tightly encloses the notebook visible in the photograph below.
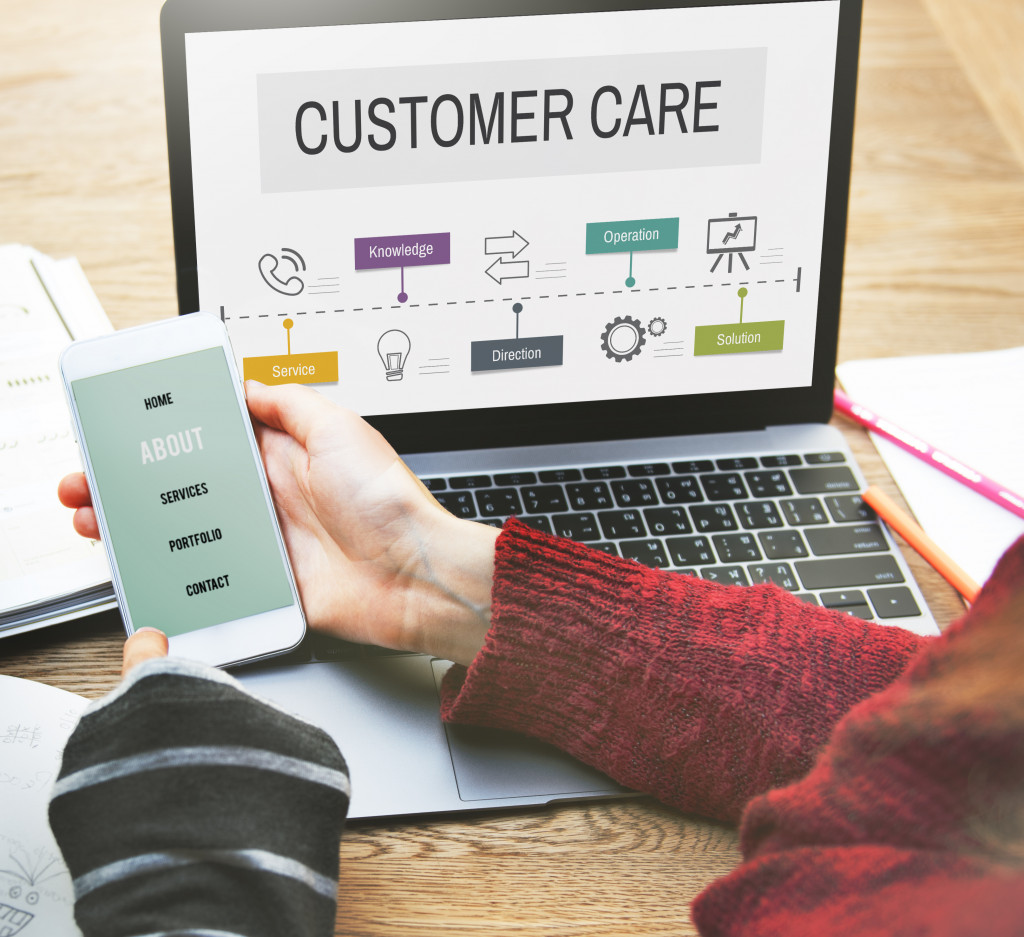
[159,0,937,819]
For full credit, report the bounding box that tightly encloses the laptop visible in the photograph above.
[159,0,938,819]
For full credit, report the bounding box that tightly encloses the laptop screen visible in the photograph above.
[163,0,859,452]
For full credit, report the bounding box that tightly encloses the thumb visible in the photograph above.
[122,628,169,677]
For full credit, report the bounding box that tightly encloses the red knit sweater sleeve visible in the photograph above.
[691,535,1024,937]
[439,518,926,823]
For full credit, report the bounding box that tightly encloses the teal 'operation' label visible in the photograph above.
[71,347,293,637]
[585,218,680,254]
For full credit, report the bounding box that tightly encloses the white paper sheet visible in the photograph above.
[0,245,115,630]
[0,675,87,936]
[837,347,1024,586]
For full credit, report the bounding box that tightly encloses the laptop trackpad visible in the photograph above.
[430,660,620,803]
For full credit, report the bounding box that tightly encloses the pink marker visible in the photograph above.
[833,387,1024,522]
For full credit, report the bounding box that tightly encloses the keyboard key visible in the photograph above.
[435,491,477,518]
[716,457,758,471]
[790,466,858,494]
[805,524,887,556]
[691,504,738,532]
[566,481,613,510]
[449,474,492,489]
[761,454,802,467]
[795,555,905,589]
[700,565,750,586]
[475,487,523,518]
[795,593,820,605]
[628,462,671,476]
[825,494,875,523]
[540,468,582,483]
[748,563,799,591]
[657,475,703,503]
[620,539,670,568]
[839,605,874,620]
[519,515,553,534]
[780,497,829,526]
[553,512,601,541]
[612,478,658,507]
[820,589,868,608]
[666,535,715,566]
[820,590,874,620]
[422,477,446,491]
[584,465,627,480]
[494,471,537,486]
[644,506,692,535]
[868,586,922,619]
[701,473,748,501]
[758,530,809,559]
[591,542,620,556]
[598,509,646,539]
[673,459,714,474]
[480,518,505,529]
[806,452,846,464]
[736,501,783,529]
[714,532,761,563]
[745,470,793,498]
[522,484,569,514]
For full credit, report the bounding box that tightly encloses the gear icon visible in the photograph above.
[601,316,646,362]
[648,316,668,337]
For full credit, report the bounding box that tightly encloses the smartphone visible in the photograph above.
[60,312,305,667]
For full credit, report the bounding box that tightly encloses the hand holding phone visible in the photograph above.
[60,350,499,668]
[61,313,305,667]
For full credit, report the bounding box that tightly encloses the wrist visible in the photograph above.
[401,508,499,666]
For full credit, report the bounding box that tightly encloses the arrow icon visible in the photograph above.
[485,257,530,284]
[484,230,530,258]
[722,223,742,245]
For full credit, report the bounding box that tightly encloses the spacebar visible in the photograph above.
[795,555,905,589]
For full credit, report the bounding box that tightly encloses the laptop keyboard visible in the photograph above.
[274,448,921,666]
[425,450,921,622]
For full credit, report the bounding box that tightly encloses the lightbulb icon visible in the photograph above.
[377,329,411,381]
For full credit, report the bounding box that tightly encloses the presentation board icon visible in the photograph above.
[707,213,757,273]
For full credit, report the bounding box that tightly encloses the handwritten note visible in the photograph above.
[0,675,87,936]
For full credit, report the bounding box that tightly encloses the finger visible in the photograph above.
[72,506,101,541]
[245,380,338,449]
[57,472,92,509]
[122,628,169,677]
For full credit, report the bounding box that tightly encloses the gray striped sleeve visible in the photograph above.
[48,656,350,937]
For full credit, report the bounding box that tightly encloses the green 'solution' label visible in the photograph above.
[694,320,785,356]
[585,217,679,254]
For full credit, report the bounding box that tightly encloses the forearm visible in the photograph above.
[441,519,928,822]
[49,658,350,937]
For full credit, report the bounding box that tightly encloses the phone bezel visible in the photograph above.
[59,312,306,668]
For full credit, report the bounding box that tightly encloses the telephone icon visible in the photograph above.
[258,248,306,296]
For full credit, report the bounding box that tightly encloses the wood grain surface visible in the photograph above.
[2,0,1023,933]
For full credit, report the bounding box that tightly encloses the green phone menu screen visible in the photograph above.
[71,347,294,637]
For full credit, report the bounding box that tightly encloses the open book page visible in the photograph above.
[837,347,1024,586]
[0,675,88,937]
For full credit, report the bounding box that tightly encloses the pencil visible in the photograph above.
[862,485,981,603]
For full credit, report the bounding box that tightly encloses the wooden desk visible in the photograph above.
[2,1,1023,933]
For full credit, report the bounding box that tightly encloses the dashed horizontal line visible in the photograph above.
[220,276,799,321]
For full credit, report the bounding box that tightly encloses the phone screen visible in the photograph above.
[70,346,294,638]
